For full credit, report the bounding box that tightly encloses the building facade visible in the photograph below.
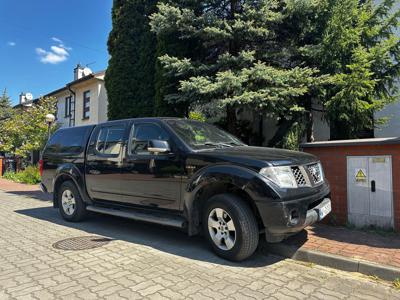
[18,65,108,128]
[51,65,108,128]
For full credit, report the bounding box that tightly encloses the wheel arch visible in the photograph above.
[183,165,272,236]
[52,164,92,208]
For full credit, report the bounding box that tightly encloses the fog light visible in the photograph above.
[289,209,300,226]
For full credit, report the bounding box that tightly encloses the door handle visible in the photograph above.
[371,180,376,192]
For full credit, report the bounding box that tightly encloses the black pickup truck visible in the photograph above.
[40,118,331,261]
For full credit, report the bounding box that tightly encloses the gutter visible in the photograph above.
[67,84,76,127]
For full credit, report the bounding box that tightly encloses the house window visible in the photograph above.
[83,90,90,119]
[64,96,71,117]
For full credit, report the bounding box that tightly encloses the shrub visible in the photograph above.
[3,171,18,182]
[188,111,206,122]
[2,165,41,185]
[394,278,400,290]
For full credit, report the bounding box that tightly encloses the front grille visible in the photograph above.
[308,163,322,184]
[291,167,307,187]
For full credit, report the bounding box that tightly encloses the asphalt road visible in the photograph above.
[0,190,398,299]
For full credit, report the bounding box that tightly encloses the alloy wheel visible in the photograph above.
[208,208,236,250]
[61,189,76,216]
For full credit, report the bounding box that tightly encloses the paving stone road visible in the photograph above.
[0,190,398,299]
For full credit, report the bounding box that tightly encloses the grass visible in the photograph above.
[367,275,380,282]
[2,165,41,185]
[394,278,400,290]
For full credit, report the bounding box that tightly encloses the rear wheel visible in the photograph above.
[58,181,87,222]
[203,194,259,261]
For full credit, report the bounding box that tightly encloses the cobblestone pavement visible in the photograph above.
[0,190,398,300]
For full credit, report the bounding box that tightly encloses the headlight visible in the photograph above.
[259,166,297,188]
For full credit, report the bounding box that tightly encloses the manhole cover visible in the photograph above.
[53,236,112,251]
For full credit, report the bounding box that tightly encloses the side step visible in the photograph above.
[86,205,186,228]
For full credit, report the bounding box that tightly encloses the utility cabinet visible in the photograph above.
[301,138,400,231]
[347,156,393,229]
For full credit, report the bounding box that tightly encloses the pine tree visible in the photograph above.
[154,32,192,117]
[299,0,400,139]
[105,0,158,120]
[0,89,12,121]
[150,1,330,137]
[153,0,203,117]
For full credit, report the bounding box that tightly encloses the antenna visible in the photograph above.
[86,61,96,67]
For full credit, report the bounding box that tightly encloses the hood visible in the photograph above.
[196,146,317,168]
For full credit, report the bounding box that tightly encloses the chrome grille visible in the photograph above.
[308,163,322,184]
[291,167,307,187]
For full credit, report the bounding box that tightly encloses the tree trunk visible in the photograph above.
[305,100,315,143]
[267,118,297,147]
[226,105,237,135]
[306,111,314,142]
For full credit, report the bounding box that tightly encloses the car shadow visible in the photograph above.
[3,190,52,201]
[15,206,285,268]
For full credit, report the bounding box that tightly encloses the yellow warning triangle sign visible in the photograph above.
[355,169,366,181]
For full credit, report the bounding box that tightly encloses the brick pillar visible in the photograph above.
[0,157,3,176]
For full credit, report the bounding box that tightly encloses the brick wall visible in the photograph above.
[303,144,400,231]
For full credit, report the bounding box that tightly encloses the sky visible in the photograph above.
[0,0,113,105]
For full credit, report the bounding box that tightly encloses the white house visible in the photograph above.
[18,65,108,128]
[51,65,108,128]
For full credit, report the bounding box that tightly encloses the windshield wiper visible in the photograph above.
[194,142,234,148]
[226,141,244,146]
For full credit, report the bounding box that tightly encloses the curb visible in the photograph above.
[261,243,400,281]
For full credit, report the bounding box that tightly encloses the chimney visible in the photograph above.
[19,92,33,106]
[74,64,93,80]
[74,64,85,80]
[19,92,26,104]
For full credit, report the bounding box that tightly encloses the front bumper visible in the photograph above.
[258,191,331,243]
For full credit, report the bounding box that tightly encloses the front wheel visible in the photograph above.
[58,181,87,222]
[203,194,259,261]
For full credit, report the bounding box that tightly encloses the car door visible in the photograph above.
[85,123,127,202]
[120,121,183,210]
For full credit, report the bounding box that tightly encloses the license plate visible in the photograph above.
[318,201,331,220]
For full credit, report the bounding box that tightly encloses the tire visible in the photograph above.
[202,193,259,261]
[58,181,87,222]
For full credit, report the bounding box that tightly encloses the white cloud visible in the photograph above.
[36,48,46,55]
[51,46,69,56]
[51,37,62,43]
[7,41,16,46]
[36,38,71,64]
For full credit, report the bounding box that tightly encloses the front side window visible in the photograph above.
[96,126,125,156]
[129,123,169,155]
[165,119,245,150]
[83,90,90,119]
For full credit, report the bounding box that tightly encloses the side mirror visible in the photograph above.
[148,140,170,154]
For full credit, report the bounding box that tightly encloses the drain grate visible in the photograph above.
[53,236,112,251]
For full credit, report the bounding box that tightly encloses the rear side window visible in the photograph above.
[46,126,91,154]
[96,126,125,156]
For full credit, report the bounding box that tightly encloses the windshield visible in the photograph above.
[165,119,246,150]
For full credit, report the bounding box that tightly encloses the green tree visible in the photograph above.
[0,97,57,157]
[0,89,12,121]
[105,0,158,120]
[153,0,203,117]
[298,0,400,139]
[150,1,330,139]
